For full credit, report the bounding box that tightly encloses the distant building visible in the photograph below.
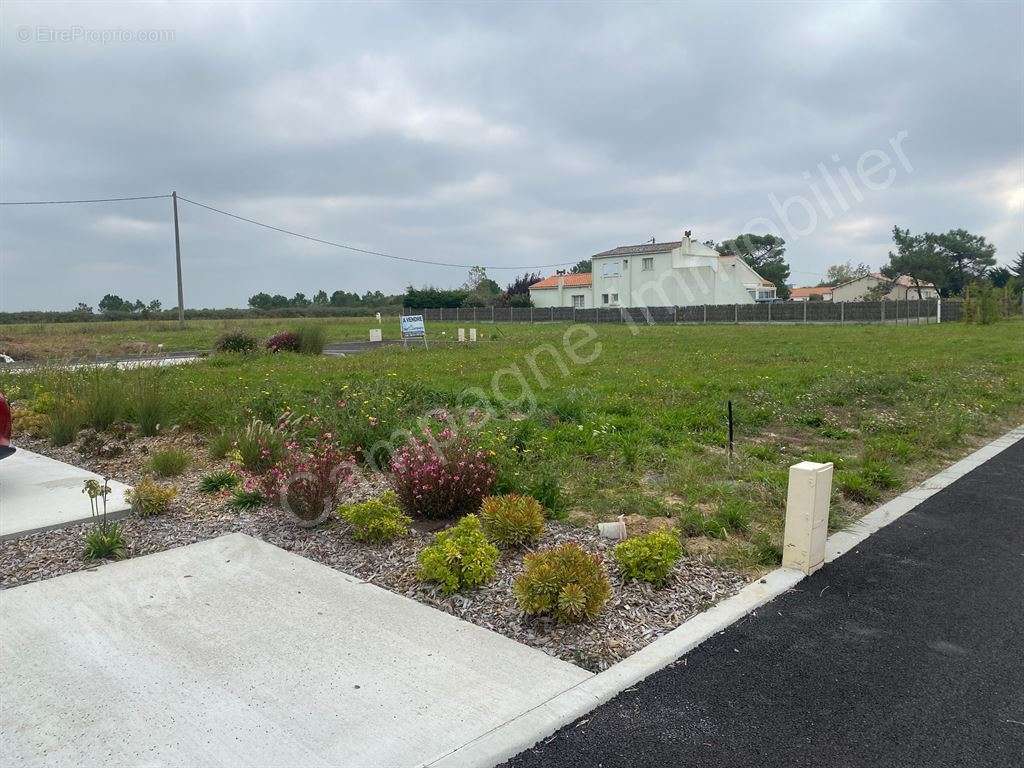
[789,286,833,302]
[530,231,775,309]
[528,272,594,309]
[830,273,939,302]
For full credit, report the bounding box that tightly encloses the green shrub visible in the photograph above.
[514,543,612,622]
[228,489,265,510]
[614,530,684,586]
[208,431,235,460]
[417,515,499,594]
[199,470,240,493]
[479,494,545,547]
[233,419,284,473]
[82,370,123,431]
[215,331,258,353]
[126,478,177,517]
[338,491,411,544]
[293,322,327,355]
[148,448,190,477]
[132,370,166,436]
[83,522,128,561]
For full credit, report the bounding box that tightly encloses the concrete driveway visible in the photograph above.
[0,449,131,540]
[0,533,591,767]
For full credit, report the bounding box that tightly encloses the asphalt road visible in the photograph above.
[503,437,1024,768]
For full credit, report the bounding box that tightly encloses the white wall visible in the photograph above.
[529,286,590,308]
[591,244,756,307]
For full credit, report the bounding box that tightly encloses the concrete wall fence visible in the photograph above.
[406,299,975,325]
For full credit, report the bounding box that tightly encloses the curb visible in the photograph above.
[424,423,1024,768]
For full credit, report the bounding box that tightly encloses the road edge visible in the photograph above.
[424,423,1024,768]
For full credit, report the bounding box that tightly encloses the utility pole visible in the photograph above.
[172,191,184,328]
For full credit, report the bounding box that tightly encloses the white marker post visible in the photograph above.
[782,461,834,575]
[458,328,466,343]
[469,328,477,342]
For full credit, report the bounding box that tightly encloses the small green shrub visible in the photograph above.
[83,522,128,561]
[293,322,327,355]
[479,494,545,548]
[126,478,177,517]
[199,470,240,493]
[614,530,684,586]
[148,448,191,477]
[208,431,235,460]
[417,515,499,594]
[233,419,284,473]
[82,370,124,431]
[215,331,258,353]
[228,489,265,510]
[514,543,612,622]
[338,491,411,544]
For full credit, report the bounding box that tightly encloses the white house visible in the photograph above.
[529,272,594,309]
[530,231,776,309]
[830,273,939,302]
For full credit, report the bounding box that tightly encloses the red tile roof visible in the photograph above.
[789,286,833,299]
[530,273,593,289]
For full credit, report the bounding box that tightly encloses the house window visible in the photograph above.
[602,293,609,305]
[601,261,621,278]
[642,257,654,271]
[572,294,585,309]
[610,293,619,304]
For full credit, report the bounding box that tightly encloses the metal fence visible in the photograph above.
[407,299,969,325]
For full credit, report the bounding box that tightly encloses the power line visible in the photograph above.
[176,194,574,271]
[0,194,171,205]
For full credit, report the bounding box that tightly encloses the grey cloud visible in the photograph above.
[1,0,1020,310]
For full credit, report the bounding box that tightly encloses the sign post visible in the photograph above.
[400,314,428,349]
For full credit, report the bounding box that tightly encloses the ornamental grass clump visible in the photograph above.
[126,478,177,517]
[479,494,545,548]
[614,530,684,586]
[417,515,499,595]
[514,543,612,623]
[215,331,259,354]
[390,430,496,520]
[254,434,354,526]
[233,418,285,474]
[338,491,411,544]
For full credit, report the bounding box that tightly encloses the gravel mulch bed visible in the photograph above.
[2,432,750,672]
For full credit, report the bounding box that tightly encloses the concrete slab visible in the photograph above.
[0,533,592,767]
[0,449,131,540]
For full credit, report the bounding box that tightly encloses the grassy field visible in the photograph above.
[0,316,402,360]
[4,319,1022,572]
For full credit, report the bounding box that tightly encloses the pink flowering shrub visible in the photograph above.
[252,433,355,526]
[389,430,496,520]
[265,331,301,353]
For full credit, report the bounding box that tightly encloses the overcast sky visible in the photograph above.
[1,1,1021,311]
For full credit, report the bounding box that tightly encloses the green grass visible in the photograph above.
[199,470,240,493]
[148,448,191,477]
[6,320,1023,573]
